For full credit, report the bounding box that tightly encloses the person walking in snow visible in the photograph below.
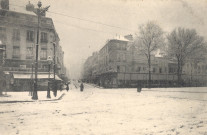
[137,82,142,93]
[66,82,69,91]
[80,82,84,92]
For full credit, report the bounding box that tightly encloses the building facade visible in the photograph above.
[0,1,67,91]
[82,34,207,88]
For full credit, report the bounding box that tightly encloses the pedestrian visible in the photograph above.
[60,83,63,91]
[66,83,69,92]
[137,82,142,93]
[0,71,6,95]
[80,82,84,92]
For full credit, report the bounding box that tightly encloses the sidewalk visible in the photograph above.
[85,83,103,88]
[0,90,66,103]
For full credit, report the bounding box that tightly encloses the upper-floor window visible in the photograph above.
[122,54,126,61]
[40,48,47,60]
[121,44,126,50]
[117,66,120,72]
[120,66,126,72]
[0,27,7,41]
[41,32,48,43]
[117,53,121,62]
[159,68,162,73]
[26,46,34,59]
[12,29,20,41]
[136,67,141,72]
[13,46,20,59]
[117,53,126,62]
[106,56,108,65]
[26,30,34,42]
[153,68,156,73]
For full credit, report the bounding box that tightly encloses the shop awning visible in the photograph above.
[38,74,62,81]
[13,74,31,79]
[13,73,62,81]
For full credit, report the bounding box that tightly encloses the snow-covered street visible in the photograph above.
[0,84,207,135]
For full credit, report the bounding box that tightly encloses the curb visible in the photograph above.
[85,83,103,89]
[0,93,66,104]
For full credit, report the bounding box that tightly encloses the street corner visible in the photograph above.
[0,91,67,104]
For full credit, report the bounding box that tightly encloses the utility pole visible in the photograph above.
[29,44,34,96]
[53,42,57,97]
[32,1,50,100]
[47,59,52,98]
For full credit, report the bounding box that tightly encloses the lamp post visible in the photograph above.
[47,56,52,98]
[32,1,50,100]
[0,40,6,66]
[0,40,6,96]
[52,42,57,97]
[28,44,34,96]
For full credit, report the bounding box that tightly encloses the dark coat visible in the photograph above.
[66,83,69,91]
[80,83,84,91]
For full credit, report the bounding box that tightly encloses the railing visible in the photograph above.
[2,67,49,72]
[12,55,20,59]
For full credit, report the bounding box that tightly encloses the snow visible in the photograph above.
[9,0,36,16]
[0,91,65,102]
[112,35,129,42]
[0,84,207,135]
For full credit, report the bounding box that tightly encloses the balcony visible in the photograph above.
[3,66,49,72]
[12,55,20,59]
[26,55,33,60]
[40,39,48,43]
[40,57,47,60]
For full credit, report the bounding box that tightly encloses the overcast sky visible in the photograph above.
[12,0,207,79]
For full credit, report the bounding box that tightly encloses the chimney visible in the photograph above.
[26,1,34,11]
[124,34,133,41]
[0,0,9,10]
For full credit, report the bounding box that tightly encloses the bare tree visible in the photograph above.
[167,27,206,86]
[134,21,164,88]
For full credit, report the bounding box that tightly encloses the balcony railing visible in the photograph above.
[40,39,48,43]
[26,55,33,59]
[12,55,20,59]
[2,67,49,72]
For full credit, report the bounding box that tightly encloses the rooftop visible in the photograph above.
[9,0,36,16]
[111,35,129,42]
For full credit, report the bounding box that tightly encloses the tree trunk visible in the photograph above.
[148,55,151,88]
[177,60,182,86]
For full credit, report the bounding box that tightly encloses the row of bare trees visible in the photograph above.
[134,21,207,87]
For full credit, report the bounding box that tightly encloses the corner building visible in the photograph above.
[0,1,66,91]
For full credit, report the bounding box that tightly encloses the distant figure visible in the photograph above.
[66,83,69,92]
[80,83,84,92]
[137,82,142,93]
[0,72,6,95]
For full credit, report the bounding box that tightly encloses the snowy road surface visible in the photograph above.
[0,84,207,135]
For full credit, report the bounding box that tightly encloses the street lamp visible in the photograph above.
[0,40,6,66]
[32,1,50,100]
[47,56,52,98]
[52,42,57,97]
[28,44,34,96]
[0,40,6,95]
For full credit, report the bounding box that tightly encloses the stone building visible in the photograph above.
[82,34,207,88]
[0,1,66,91]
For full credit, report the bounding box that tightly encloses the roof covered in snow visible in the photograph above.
[110,35,129,42]
[8,0,36,16]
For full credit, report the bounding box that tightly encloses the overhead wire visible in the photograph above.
[0,8,124,35]
[8,3,136,33]
[53,20,117,35]
[47,11,136,33]
[0,15,119,35]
